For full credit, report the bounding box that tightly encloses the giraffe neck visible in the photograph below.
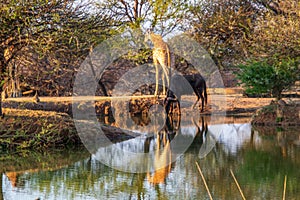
[150,33,168,49]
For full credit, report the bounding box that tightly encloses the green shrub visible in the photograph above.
[236,58,299,99]
[0,80,4,87]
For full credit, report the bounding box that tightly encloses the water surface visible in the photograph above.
[1,115,300,200]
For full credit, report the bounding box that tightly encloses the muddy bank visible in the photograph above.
[0,109,80,151]
[0,108,138,152]
[251,101,300,126]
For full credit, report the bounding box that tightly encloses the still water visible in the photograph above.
[1,115,300,200]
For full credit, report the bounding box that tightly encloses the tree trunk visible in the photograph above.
[0,92,2,117]
[88,55,109,97]
[8,61,22,98]
[0,173,3,200]
[276,104,284,123]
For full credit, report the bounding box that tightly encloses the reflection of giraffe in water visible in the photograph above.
[146,115,179,185]
[147,132,172,184]
[5,172,18,187]
[144,31,174,96]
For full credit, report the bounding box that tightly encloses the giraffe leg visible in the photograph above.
[162,71,166,95]
[162,66,170,95]
[154,64,159,96]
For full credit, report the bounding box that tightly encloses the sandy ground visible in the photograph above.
[3,94,299,116]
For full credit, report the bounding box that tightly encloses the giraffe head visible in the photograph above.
[144,29,165,48]
[144,29,153,44]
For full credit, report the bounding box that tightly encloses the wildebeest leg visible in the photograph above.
[192,87,201,109]
[199,91,205,112]
[192,87,205,112]
[194,87,205,112]
[164,92,173,114]
[192,96,199,109]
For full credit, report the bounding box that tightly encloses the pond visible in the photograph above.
[1,115,300,200]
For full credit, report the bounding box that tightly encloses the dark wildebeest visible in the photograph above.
[164,89,180,115]
[164,73,208,114]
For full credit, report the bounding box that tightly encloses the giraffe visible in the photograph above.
[144,31,174,96]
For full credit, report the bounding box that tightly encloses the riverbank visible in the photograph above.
[251,100,300,126]
[1,94,299,151]
[0,108,81,151]
[0,108,139,151]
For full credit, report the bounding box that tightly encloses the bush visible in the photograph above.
[236,58,299,99]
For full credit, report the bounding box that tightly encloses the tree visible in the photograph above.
[90,0,192,96]
[250,1,300,59]
[187,0,299,100]
[95,0,189,35]
[236,0,300,100]
[187,0,300,69]
[187,0,259,68]
[0,0,113,113]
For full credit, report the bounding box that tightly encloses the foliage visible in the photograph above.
[95,0,189,35]
[0,80,4,88]
[250,1,300,59]
[232,1,300,100]
[188,0,300,69]
[0,0,113,96]
[236,58,299,99]
[0,0,299,97]
[0,111,81,151]
[187,0,258,68]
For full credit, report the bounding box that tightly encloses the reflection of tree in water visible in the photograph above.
[3,118,300,199]
[1,149,90,199]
